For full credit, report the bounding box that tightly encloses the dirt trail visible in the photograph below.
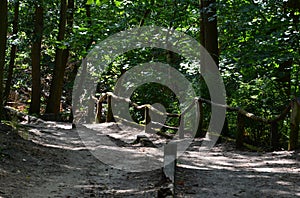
[0,121,299,197]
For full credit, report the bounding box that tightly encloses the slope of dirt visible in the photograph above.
[0,121,299,197]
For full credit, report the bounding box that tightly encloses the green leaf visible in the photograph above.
[96,0,101,6]
[86,0,94,5]
[114,0,122,7]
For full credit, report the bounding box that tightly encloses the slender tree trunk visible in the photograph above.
[60,0,74,121]
[45,0,67,119]
[85,4,93,50]
[0,0,8,120]
[4,0,19,104]
[29,1,43,115]
[61,0,74,68]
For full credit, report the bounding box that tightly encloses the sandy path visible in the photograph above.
[0,122,299,197]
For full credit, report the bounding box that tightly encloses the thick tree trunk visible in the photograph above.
[200,0,228,137]
[200,0,219,65]
[0,0,8,120]
[4,0,19,104]
[45,0,68,118]
[29,2,43,115]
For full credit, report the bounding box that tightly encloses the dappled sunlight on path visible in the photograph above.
[176,142,300,197]
[0,122,299,197]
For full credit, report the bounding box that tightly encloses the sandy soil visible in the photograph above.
[0,121,299,197]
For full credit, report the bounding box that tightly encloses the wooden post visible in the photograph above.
[106,94,114,122]
[195,100,204,137]
[95,99,102,123]
[270,121,279,150]
[179,115,184,139]
[94,94,107,123]
[289,99,300,150]
[162,142,177,196]
[144,106,151,133]
[87,96,95,123]
[236,112,245,149]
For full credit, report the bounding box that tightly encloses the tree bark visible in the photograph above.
[195,100,204,137]
[106,94,114,122]
[270,121,279,150]
[4,0,19,104]
[200,0,227,137]
[236,112,245,149]
[45,0,68,119]
[0,0,8,120]
[200,0,219,65]
[289,99,300,150]
[29,1,43,115]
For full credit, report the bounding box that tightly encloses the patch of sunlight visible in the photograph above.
[177,164,211,170]
[30,139,88,150]
[60,164,83,170]
[206,164,236,171]
[261,189,296,196]
[251,167,286,173]
[276,181,293,186]
[29,128,43,136]
[239,174,270,179]
[264,160,296,165]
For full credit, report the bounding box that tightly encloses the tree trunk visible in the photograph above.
[61,0,74,121]
[289,99,300,150]
[67,4,93,122]
[236,112,245,149]
[45,0,68,119]
[106,94,114,122]
[0,0,8,120]
[61,0,74,74]
[29,1,43,115]
[200,0,219,65]
[200,0,227,137]
[195,100,204,137]
[270,121,279,150]
[4,0,19,104]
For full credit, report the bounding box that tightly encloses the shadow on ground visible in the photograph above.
[0,122,299,197]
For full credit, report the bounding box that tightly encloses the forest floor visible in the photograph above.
[0,120,299,198]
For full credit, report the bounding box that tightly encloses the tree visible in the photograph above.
[45,0,68,119]
[200,0,218,65]
[0,0,8,120]
[196,0,225,138]
[4,0,19,104]
[29,1,44,115]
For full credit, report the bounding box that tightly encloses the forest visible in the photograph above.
[0,0,299,197]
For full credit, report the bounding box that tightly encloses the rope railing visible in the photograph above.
[94,92,299,151]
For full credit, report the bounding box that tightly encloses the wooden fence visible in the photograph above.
[93,92,300,151]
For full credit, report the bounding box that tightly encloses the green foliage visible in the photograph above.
[218,0,300,147]
[4,0,300,149]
